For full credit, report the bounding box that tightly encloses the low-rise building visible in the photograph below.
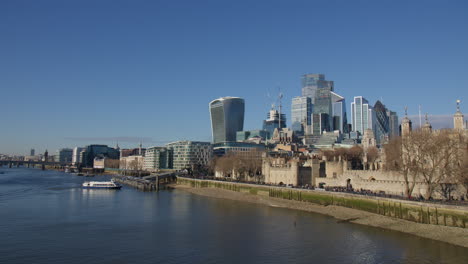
[120,155,144,171]
[262,156,321,187]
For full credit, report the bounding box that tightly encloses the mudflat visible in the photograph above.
[172,184,468,248]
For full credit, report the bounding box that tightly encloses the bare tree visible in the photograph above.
[366,147,379,163]
[384,136,419,199]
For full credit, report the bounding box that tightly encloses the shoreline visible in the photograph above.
[170,184,468,248]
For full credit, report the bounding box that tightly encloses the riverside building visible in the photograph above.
[143,147,172,171]
[166,141,212,170]
[57,148,73,164]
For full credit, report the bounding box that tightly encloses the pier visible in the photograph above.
[113,171,181,191]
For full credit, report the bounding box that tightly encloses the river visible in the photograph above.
[0,168,467,264]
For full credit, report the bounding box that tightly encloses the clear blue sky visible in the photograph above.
[1,0,467,155]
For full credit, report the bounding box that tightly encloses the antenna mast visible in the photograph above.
[278,88,283,129]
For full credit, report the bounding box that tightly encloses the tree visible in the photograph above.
[384,135,419,199]
[366,147,379,163]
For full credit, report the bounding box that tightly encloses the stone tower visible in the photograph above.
[362,129,377,149]
[454,100,465,131]
[401,107,412,137]
[422,113,432,133]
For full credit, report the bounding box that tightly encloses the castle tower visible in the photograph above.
[362,129,376,149]
[422,113,432,133]
[400,106,412,137]
[454,100,465,131]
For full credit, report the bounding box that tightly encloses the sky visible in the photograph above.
[1,0,467,155]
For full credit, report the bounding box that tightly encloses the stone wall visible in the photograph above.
[318,161,467,199]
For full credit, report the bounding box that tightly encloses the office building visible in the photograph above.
[291,96,312,133]
[388,111,399,139]
[30,149,35,156]
[262,108,286,137]
[209,97,245,143]
[301,73,334,102]
[331,91,348,133]
[236,130,270,142]
[81,145,120,167]
[72,147,85,165]
[213,141,266,157]
[311,113,330,135]
[57,148,73,164]
[351,96,374,134]
[373,100,390,144]
[143,147,172,171]
[166,141,212,170]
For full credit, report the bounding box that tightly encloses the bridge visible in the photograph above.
[0,160,70,170]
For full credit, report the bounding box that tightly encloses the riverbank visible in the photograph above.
[171,183,468,248]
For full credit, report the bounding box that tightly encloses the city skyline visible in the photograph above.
[1,0,467,154]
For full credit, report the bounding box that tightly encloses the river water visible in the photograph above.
[0,168,467,264]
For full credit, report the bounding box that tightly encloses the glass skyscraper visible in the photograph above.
[388,111,399,139]
[301,74,334,103]
[373,100,390,144]
[331,91,347,133]
[301,74,335,134]
[291,96,312,133]
[209,97,245,143]
[351,96,374,134]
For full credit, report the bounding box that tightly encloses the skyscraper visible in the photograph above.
[209,97,245,143]
[373,100,390,144]
[301,74,335,134]
[301,74,334,102]
[351,96,374,134]
[388,111,399,139]
[331,91,347,133]
[291,96,312,133]
[30,149,35,156]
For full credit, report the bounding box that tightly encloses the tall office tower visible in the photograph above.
[263,107,286,137]
[30,149,35,156]
[331,91,348,133]
[388,111,399,139]
[301,74,334,102]
[301,74,335,134]
[291,96,312,133]
[373,100,390,144]
[209,97,245,143]
[351,96,374,134]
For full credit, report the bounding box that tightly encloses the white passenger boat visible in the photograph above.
[82,180,122,189]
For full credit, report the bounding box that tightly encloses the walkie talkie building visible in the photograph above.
[209,97,245,144]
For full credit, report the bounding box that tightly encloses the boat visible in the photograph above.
[82,180,122,189]
[85,173,95,177]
